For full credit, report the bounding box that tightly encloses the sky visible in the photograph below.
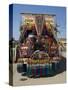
[9,4,66,40]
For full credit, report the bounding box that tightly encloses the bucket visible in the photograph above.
[23,64,27,72]
[57,60,66,73]
[32,64,40,78]
[40,64,43,77]
[52,61,59,75]
[35,65,40,77]
[27,64,33,77]
[44,63,50,76]
[17,63,23,73]
[41,64,45,77]
[49,63,53,76]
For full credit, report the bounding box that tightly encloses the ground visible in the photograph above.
[12,51,66,86]
[13,63,66,86]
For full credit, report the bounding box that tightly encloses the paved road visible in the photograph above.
[13,63,66,86]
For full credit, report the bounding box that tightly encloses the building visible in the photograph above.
[58,38,66,51]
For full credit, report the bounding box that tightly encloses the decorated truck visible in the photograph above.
[16,14,66,77]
